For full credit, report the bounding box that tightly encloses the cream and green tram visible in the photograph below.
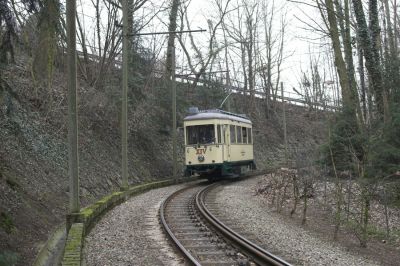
[183,109,256,178]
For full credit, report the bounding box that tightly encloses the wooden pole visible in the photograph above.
[281,82,288,166]
[395,0,398,54]
[166,0,180,183]
[121,0,129,189]
[67,0,79,213]
[172,43,177,183]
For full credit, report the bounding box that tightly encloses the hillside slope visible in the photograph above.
[0,55,327,265]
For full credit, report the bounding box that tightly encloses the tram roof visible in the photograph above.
[184,109,252,125]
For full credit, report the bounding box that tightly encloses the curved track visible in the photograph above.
[160,182,292,266]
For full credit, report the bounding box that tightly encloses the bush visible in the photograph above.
[0,251,19,266]
[0,212,15,234]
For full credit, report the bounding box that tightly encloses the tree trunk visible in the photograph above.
[322,0,357,119]
[357,38,368,121]
[290,173,299,216]
[360,187,370,247]
[383,185,390,238]
[302,184,308,225]
[328,127,342,240]
[352,0,385,117]
[343,0,363,123]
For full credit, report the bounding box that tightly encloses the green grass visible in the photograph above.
[366,224,388,240]
[343,218,399,245]
[389,228,400,240]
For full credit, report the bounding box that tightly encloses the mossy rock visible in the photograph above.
[61,223,83,265]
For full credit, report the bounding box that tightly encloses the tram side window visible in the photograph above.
[248,128,252,144]
[236,126,242,143]
[223,125,227,143]
[217,125,222,143]
[242,127,248,143]
[230,125,236,143]
[186,125,215,144]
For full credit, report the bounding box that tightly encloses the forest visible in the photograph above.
[1,0,400,265]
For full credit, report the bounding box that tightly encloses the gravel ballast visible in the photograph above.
[83,183,190,265]
[84,176,384,265]
[214,176,381,266]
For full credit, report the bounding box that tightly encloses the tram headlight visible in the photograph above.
[198,155,205,162]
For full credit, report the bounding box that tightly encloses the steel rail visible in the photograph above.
[195,183,292,266]
[159,186,202,266]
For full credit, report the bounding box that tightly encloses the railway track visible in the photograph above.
[160,181,291,266]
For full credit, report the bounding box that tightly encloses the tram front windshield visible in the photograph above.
[186,125,215,145]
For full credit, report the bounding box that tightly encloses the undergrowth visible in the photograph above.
[0,251,19,266]
[0,212,15,234]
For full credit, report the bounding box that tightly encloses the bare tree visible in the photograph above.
[220,0,287,114]
[74,0,162,88]
[177,0,232,89]
[225,0,260,112]
[74,0,122,87]
[258,0,286,116]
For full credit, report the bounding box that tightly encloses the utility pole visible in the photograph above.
[172,44,177,183]
[67,0,79,213]
[395,0,398,54]
[166,0,180,184]
[121,0,129,189]
[281,82,288,166]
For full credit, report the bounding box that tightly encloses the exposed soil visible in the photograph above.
[255,174,400,266]
[297,203,400,266]
[0,55,178,265]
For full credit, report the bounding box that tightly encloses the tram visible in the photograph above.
[183,108,256,179]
